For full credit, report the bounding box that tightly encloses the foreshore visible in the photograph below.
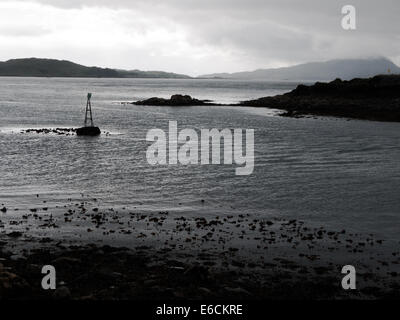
[1,197,399,300]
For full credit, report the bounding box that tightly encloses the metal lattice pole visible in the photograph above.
[84,93,94,127]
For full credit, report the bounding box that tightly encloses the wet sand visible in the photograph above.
[0,196,399,300]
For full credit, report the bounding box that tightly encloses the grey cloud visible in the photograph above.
[0,26,51,37]
[8,0,400,71]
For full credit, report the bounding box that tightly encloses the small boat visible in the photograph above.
[76,93,101,136]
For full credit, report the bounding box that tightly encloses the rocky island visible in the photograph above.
[240,75,400,122]
[132,94,220,106]
[131,75,400,122]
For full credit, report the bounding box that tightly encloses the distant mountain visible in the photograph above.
[117,69,191,79]
[0,58,191,79]
[199,58,400,81]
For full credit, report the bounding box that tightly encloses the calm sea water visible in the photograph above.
[0,77,399,241]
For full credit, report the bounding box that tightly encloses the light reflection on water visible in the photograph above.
[0,77,399,241]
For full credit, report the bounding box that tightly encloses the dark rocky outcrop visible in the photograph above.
[19,127,109,136]
[240,75,400,122]
[22,128,76,135]
[133,94,219,106]
[76,126,101,136]
[132,75,400,122]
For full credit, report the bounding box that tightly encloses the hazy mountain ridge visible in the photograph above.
[200,58,400,81]
[0,58,191,79]
[2,57,399,80]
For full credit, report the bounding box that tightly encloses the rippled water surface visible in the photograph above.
[0,77,399,241]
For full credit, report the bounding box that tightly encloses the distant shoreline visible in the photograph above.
[2,57,399,80]
[0,58,191,79]
[0,75,192,79]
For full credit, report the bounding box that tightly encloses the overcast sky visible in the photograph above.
[0,0,399,75]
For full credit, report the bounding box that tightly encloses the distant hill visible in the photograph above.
[199,58,400,81]
[0,58,191,79]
